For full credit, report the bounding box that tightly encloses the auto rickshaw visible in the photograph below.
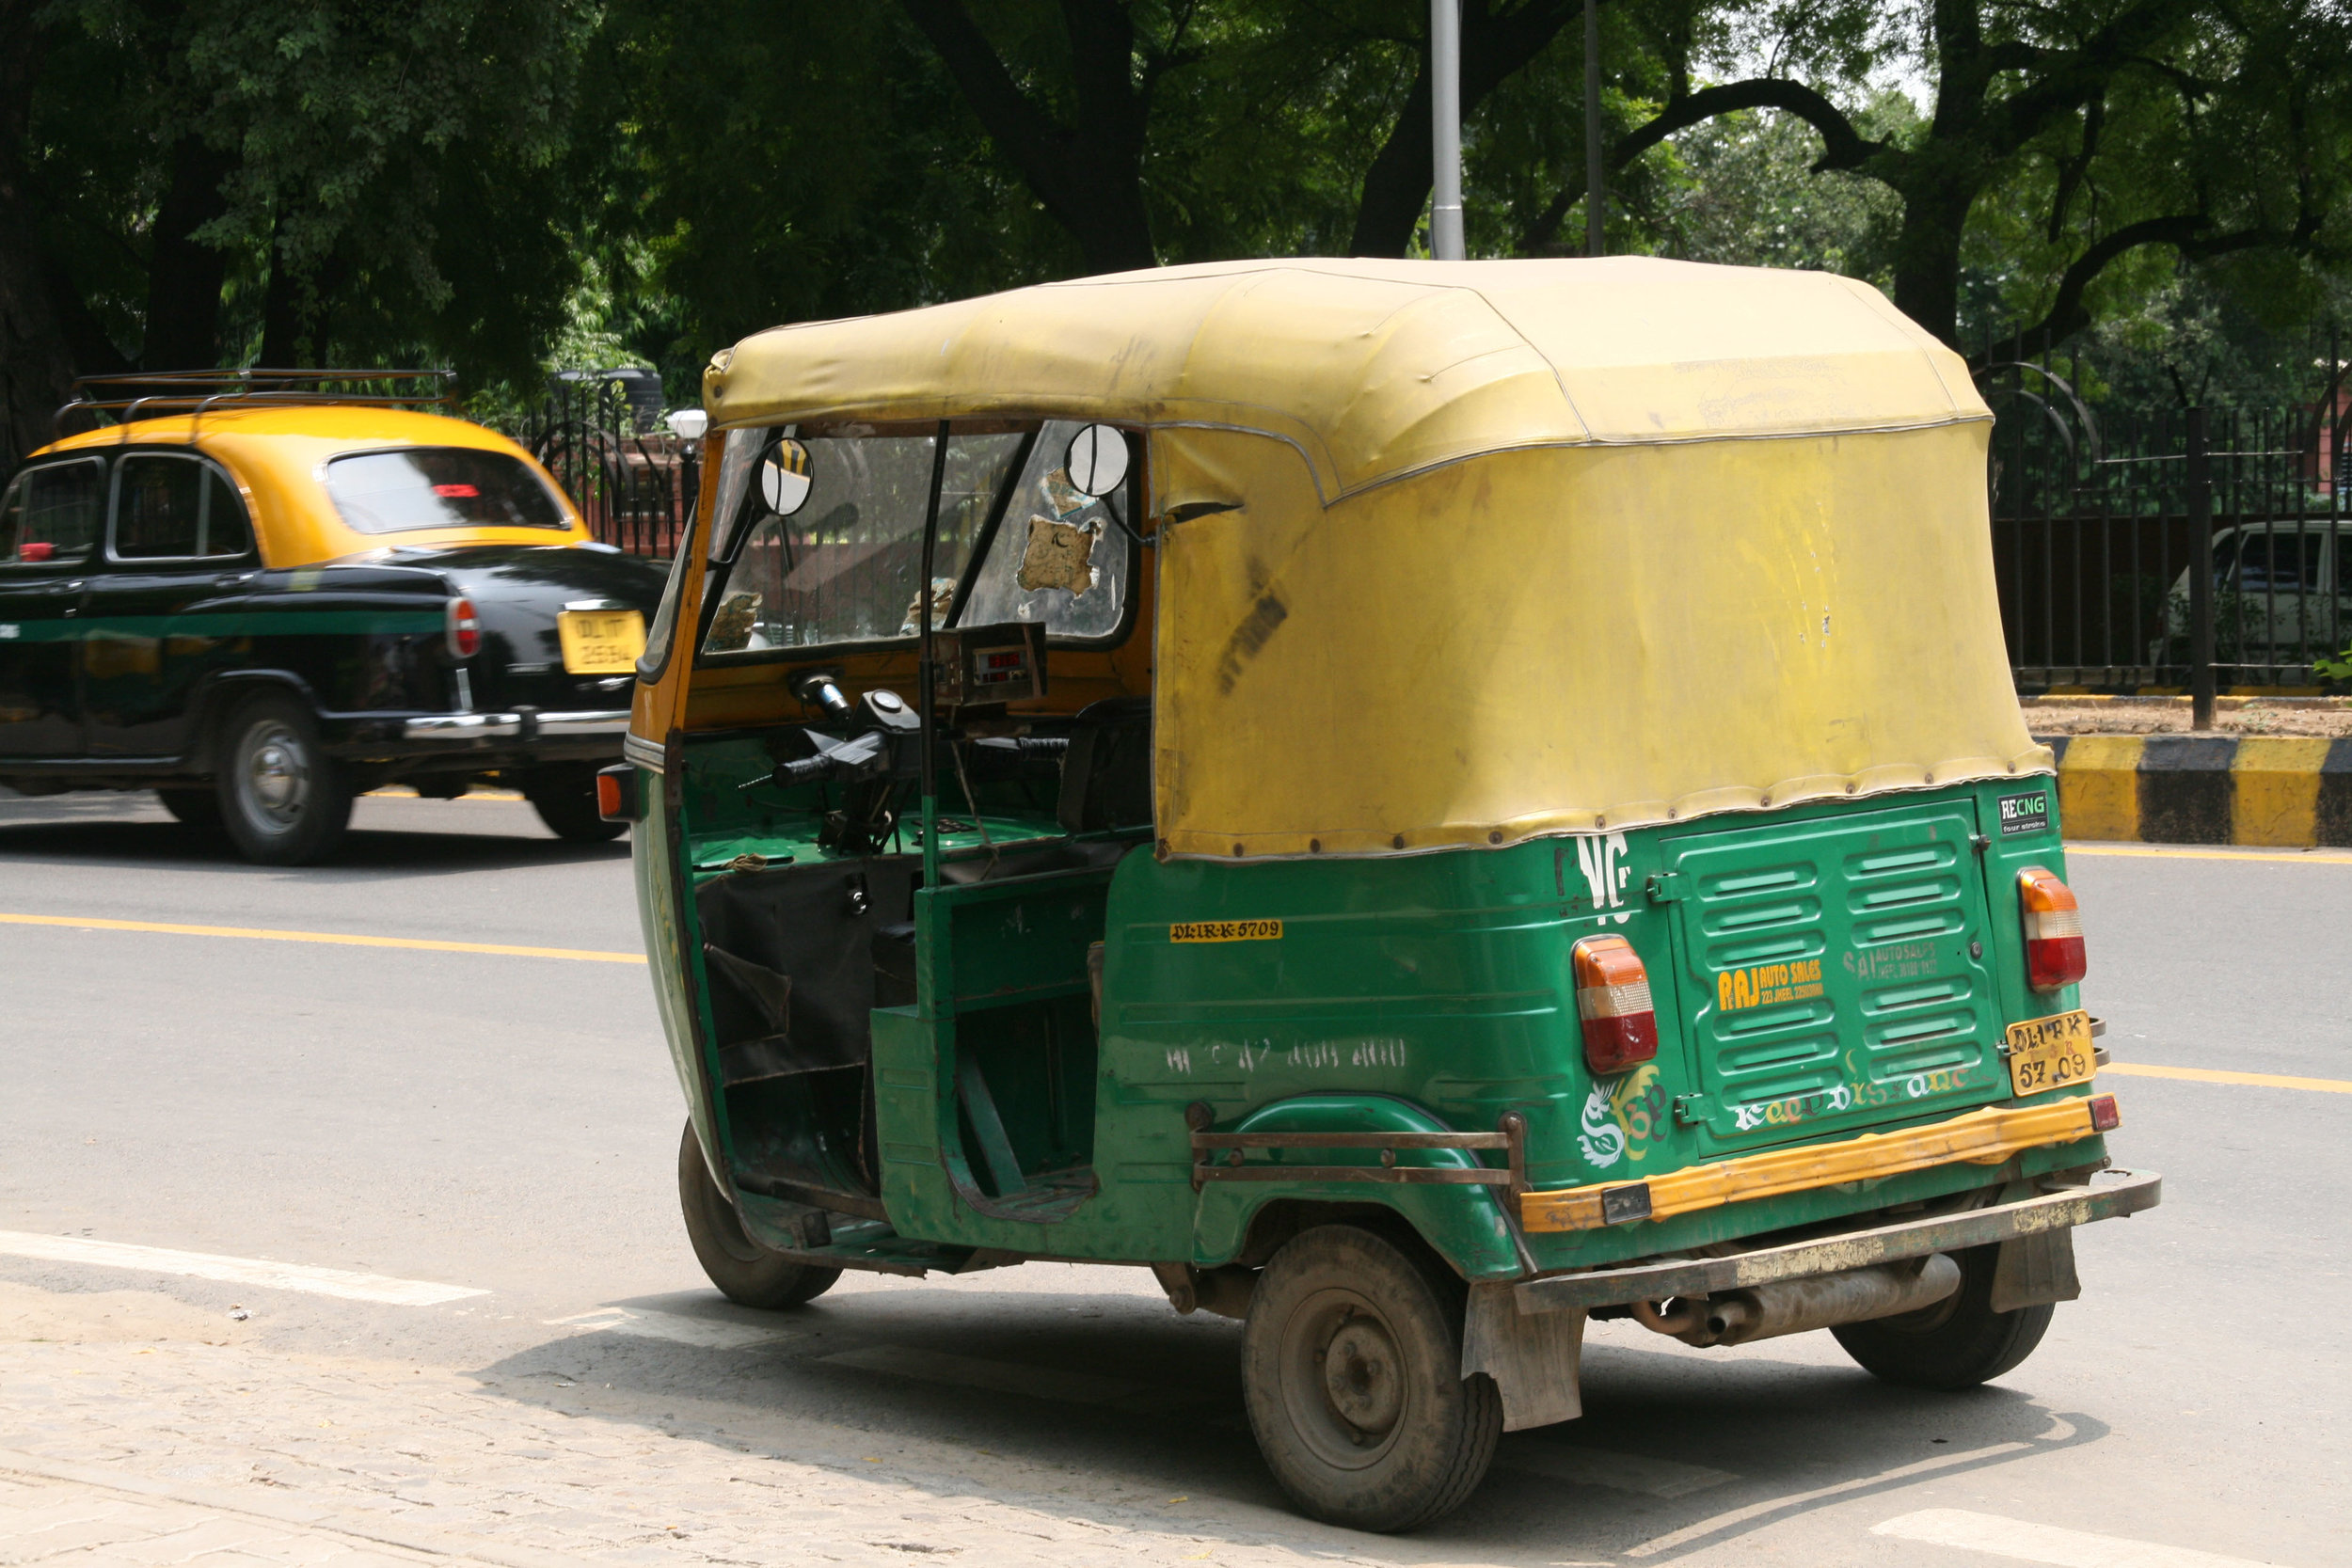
[613,257,2158,1531]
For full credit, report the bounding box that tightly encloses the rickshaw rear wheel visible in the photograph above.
[1831,1243,2052,1390]
[1240,1224,1500,1532]
[676,1121,841,1309]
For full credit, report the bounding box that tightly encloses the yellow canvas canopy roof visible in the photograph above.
[706,258,2044,860]
[707,257,1984,499]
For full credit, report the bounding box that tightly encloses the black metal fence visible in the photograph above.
[507,372,698,559]
[1989,380,2352,704]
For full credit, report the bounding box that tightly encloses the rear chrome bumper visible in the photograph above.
[1513,1168,2160,1314]
[401,709,630,742]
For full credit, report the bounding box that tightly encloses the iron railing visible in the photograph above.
[1989,387,2352,703]
[510,372,698,559]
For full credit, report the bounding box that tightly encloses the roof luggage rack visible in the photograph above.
[56,368,457,436]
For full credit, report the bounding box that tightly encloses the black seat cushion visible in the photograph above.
[1057,696,1152,834]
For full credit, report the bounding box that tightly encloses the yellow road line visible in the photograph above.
[2105,1060,2352,1094]
[0,911,644,964]
[2068,844,2352,865]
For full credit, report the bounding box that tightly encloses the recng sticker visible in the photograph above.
[1997,789,2052,838]
[1171,919,1283,943]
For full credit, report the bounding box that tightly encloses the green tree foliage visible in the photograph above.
[3,0,596,466]
[7,0,2351,472]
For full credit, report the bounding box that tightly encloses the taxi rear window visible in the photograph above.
[323,449,570,534]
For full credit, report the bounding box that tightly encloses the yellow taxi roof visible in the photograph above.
[37,404,586,565]
[707,256,1988,501]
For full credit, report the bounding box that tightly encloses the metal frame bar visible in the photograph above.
[1514,1170,2161,1314]
[1190,1114,1526,1192]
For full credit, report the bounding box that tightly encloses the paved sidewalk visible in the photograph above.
[0,1336,1409,1568]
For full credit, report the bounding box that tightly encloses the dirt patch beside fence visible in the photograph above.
[2023,698,2352,736]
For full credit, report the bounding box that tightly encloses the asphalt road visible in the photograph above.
[0,786,2345,1568]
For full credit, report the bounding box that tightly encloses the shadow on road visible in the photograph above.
[0,792,628,877]
[468,1287,2110,1563]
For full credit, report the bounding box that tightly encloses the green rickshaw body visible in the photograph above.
[618,256,2154,1529]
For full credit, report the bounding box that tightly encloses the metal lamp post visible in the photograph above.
[1430,0,1466,260]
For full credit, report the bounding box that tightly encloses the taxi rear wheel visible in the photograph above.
[524,765,627,843]
[1240,1224,1501,1532]
[676,1120,840,1309]
[1831,1243,2053,1390]
[215,692,353,865]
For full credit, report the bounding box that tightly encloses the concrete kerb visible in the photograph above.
[2039,734,2352,847]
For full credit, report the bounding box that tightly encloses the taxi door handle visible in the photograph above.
[60,579,84,615]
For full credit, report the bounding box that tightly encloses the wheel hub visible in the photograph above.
[1322,1317,1403,1435]
[244,723,308,825]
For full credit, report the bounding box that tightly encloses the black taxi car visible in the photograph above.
[0,384,668,863]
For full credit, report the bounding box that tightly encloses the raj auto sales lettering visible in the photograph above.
[1718,958,1824,1012]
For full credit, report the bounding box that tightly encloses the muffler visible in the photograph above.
[1630,1254,1961,1347]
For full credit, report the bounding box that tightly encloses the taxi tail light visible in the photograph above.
[2018,866,2087,992]
[445,596,482,659]
[1573,935,1659,1074]
[2088,1093,2120,1132]
[596,763,638,822]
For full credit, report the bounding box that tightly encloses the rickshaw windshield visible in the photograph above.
[699,420,1132,657]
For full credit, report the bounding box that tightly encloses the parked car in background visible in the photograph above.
[2156,520,2352,673]
[0,373,669,863]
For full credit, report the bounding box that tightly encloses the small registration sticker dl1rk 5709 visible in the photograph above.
[1171,920,1282,943]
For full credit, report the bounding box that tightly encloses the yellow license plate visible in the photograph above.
[2004,1008,2095,1097]
[557,610,645,674]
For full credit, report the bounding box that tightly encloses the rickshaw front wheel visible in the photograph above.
[1240,1224,1501,1532]
[676,1121,841,1309]
[1831,1243,2053,1390]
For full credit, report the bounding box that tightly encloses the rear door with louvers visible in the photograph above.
[1659,800,2005,1154]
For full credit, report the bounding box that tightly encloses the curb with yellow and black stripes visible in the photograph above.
[2039,735,2352,847]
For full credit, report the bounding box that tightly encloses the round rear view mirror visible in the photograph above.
[760,438,814,516]
[1064,423,1130,499]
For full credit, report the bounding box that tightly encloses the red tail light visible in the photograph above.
[2018,866,2086,992]
[602,770,640,827]
[1573,935,1659,1074]
[445,596,482,658]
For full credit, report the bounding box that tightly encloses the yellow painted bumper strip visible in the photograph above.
[1519,1098,2105,1234]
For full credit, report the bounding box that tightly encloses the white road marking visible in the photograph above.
[0,1230,485,1307]
[1873,1509,2289,1567]
[817,1342,1199,1413]
[548,1306,797,1351]
[1501,1444,1737,1498]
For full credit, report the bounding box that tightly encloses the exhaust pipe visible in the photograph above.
[1631,1254,1962,1347]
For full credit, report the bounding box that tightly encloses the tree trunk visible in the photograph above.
[1347,71,1437,257]
[0,4,76,467]
[142,135,238,371]
[1885,166,1978,351]
[898,0,1158,275]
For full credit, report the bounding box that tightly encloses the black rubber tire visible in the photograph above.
[525,765,627,843]
[676,1120,840,1309]
[1832,1243,2054,1390]
[1240,1224,1502,1532]
[155,787,222,828]
[214,692,353,865]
